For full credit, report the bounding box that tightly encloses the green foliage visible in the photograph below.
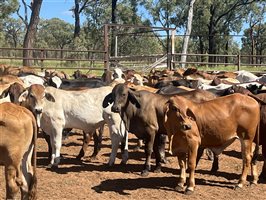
[0,0,19,19]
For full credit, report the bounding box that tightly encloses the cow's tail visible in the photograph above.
[29,117,38,200]
[252,116,260,165]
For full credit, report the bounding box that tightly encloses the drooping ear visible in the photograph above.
[18,90,29,102]
[186,108,196,121]
[102,93,113,108]
[45,92,55,102]
[0,87,9,98]
[128,90,140,108]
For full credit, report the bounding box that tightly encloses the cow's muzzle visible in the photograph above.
[35,108,43,115]
[111,105,120,113]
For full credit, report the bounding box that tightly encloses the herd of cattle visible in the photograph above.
[1,64,266,199]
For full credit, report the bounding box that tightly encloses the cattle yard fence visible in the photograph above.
[1,24,266,73]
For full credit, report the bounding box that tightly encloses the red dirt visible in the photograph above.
[1,128,266,200]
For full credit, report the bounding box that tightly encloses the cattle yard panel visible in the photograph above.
[1,23,266,73]
[0,47,108,71]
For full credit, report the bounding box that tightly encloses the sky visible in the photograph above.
[17,0,85,24]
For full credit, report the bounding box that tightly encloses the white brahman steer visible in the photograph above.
[19,84,128,168]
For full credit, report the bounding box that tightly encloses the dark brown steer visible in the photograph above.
[164,93,260,194]
[103,83,217,176]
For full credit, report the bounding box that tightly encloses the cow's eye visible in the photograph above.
[29,93,34,98]
[122,93,126,97]
[172,106,178,112]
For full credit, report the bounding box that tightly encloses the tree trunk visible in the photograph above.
[111,0,118,57]
[180,0,196,69]
[74,0,80,38]
[23,0,43,66]
[208,5,217,66]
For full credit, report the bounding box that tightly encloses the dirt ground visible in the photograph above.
[1,128,266,200]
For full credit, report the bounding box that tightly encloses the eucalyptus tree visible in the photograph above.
[37,18,74,58]
[0,0,19,19]
[21,0,43,66]
[193,0,260,64]
[241,2,266,64]
[2,17,25,47]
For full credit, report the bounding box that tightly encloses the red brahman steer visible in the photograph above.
[164,93,260,194]
[0,102,37,199]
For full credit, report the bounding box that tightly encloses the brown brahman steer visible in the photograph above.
[164,93,260,195]
[0,102,37,199]
[103,83,217,176]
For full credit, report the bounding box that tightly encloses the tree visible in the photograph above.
[72,0,93,38]
[204,0,258,63]
[22,0,43,66]
[37,18,74,58]
[0,0,19,19]
[2,17,25,47]
[180,0,196,68]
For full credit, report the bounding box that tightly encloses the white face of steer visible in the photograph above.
[18,84,55,127]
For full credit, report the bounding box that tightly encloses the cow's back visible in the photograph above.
[193,93,260,146]
[42,86,113,131]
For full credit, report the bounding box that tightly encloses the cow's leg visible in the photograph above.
[259,160,266,182]
[49,126,63,167]
[108,132,122,166]
[5,165,20,199]
[42,131,52,161]
[76,131,93,160]
[251,143,259,185]
[133,139,143,152]
[186,144,198,195]
[90,130,100,159]
[142,131,156,176]
[20,143,35,199]
[120,131,128,165]
[236,139,252,189]
[153,134,167,173]
[175,152,187,192]
[195,146,204,167]
[211,154,219,172]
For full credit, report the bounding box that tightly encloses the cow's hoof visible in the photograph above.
[234,185,242,190]
[120,161,127,166]
[185,189,194,195]
[154,167,161,173]
[250,182,257,187]
[141,170,149,177]
[211,166,219,173]
[47,164,58,170]
[175,185,184,192]
[76,155,82,160]
[133,146,141,152]
[89,156,98,161]
[259,173,266,183]
[161,158,168,164]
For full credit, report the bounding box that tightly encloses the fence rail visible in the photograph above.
[0,47,108,70]
[1,47,266,72]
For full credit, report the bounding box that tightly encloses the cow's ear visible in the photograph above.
[128,90,140,108]
[45,92,55,102]
[0,87,9,98]
[18,90,29,102]
[102,93,113,108]
[186,108,196,121]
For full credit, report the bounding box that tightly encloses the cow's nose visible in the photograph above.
[182,124,191,130]
[111,106,120,113]
[35,108,43,114]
